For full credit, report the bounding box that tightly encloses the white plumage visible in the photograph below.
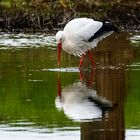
[55,82,112,122]
[55,17,118,66]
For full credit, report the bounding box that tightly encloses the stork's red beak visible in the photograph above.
[58,42,62,66]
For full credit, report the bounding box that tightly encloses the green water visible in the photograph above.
[0,32,140,140]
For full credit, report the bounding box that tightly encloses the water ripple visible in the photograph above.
[44,67,80,73]
[130,35,140,46]
[0,33,56,49]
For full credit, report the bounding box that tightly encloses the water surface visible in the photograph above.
[0,32,140,140]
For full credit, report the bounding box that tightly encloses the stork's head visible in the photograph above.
[55,31,64,66]
[56,31,64,42]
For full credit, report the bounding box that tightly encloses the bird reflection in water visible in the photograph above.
[55,69,115,122]
[55,68,125,140]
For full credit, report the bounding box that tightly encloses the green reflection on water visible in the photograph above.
[126,69,140,129]
[0,47,80,128]
[125,36,140,129]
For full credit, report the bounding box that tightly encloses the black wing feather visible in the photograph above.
[88,22,118,42]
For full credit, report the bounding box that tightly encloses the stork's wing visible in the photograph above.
[63,18,113,57]
[76,21,103,42]
[64,18,95,32]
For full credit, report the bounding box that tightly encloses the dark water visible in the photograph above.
[0,32,140,140]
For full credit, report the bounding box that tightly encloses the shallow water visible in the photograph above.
[0,32,140,140]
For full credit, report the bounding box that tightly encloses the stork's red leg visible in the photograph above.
[79,69,83,81]
[88,50,95,68]
[79,54,84,69]
[87,69,95,88]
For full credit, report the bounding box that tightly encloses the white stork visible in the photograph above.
[55,17,118,68]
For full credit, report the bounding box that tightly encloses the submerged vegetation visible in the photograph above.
[0,0,140,32]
